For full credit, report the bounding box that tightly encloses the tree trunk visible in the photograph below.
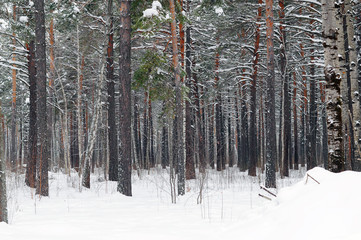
[118,0,132,196]
[279,0,290,177]
[265,0,276,188]
[248,0,262,176]
[10,4,17,172]
[321,0,344,172]
[35,0,49,196]
[49,14,56,171]
[26,41,37,188]
[170,0,185,195]
[107,0,118,181]
[0,104,7,223]
[292,72,299,170]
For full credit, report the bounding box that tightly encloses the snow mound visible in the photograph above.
[227,167,361,240]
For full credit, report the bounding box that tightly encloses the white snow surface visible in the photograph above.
[143,1,162,18]
[1,167,361,239]
[19,16,28,23]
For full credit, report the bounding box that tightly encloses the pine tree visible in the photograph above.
[35,0,49,196]
[118,0,132,196]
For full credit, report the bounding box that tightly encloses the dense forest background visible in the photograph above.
[0,0,361,223]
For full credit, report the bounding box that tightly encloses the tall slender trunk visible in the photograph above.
[300,44,308,167]
[185,3,195,179]
[279,0,290,177]
[26,41,37,187]
[118,0,132,196]
[265,0,276,188]
[235,88,242,170]
[49,14,56,170]
[161,119,169,169]
[11,4,17,172]
[35,0,49,196]
[0,104,7,223]
[292,72,299,170]
[209,104,215,169]
[148,98,155,168]
[77,26,84,175]
[215,43,223,172]
[170,0,185,195]
[143,92,149,169]
[240,80,249,172]
[107,0,118,181]
[134,95,142,169]
[309,47,317,169]
[228,94,234,167]
[249,0,262,176]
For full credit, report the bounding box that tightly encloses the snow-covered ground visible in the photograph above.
[0,167,360,240]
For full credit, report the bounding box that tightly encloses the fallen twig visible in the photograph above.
[258,193,272,201]
[306,173,320,185]
[260,185,277,197]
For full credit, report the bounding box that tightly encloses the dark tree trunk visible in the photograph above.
[143,92,149,169]
[240,85,249,172]
[0,104,7,223]
[169,0,185,195]
[26,41,37,188]
[279,0,290,177]
[309,58,317,169]
[185,99,195,179]
[236,90,242,170]
[209,105,215,169]
[282,74,291,177]
[193,67,206,173]
[161,123,169,169]
[133,95,142,169]
[216,95,223,172]
[248,0,262,176]
[149,99,155,168]
[70,111,80,170]
[107,0,118,181]
[228,95,234,167]
[35,0,49,196]
[265,0,276,188]
[118,0,132,196]
[292,72,299,170]
[185,11,196,179]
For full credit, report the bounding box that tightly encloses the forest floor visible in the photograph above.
[0,166,360,240]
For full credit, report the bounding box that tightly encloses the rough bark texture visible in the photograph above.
[107,0,119,181]
[134,96,142,169]
[240,81,249,172]
[10,4,17,172]
[161,123,169,169]
[265,0,276,188]
[309,50,317,169]
[35,0,49,196]
[169,0,185,195]
[292,72,299,170]
[118,0,132,181]
[118,0,132,196]
[248,0,262,176]
[279,0,290,177]
[354,1,361,170]
[0,105,7,223]
[185,8,196,179]
[342,0,361,169]
[26,41,37,188]
[321,0,344,172]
